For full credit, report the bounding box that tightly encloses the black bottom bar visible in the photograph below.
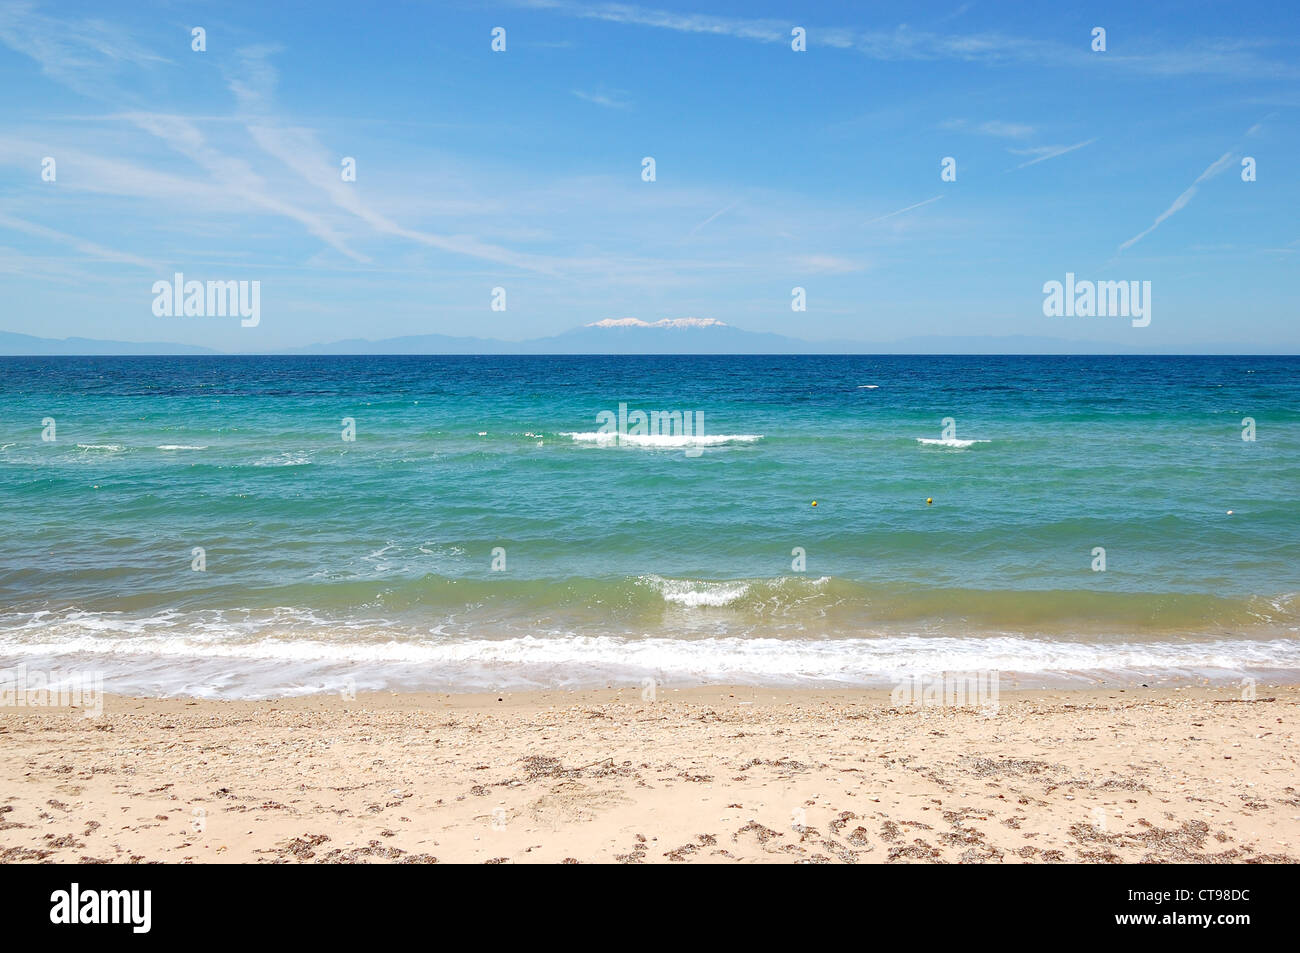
[0,862,1280,940]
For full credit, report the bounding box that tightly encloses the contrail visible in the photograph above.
[1008,137,1097,171]
[863,194,942,226]
[1118,151,1234,251]
[688,201,738,237]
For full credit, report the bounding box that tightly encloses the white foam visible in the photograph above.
[2,624,1298,698]
[157,445,208,451]
[252,451,312,467]
[644,576,751,607]
[916,437,989,449]
[563,432,762,448]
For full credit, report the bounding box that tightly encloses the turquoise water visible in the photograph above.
[1,355,1297,696]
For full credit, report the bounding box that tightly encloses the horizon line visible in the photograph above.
[3,352,1297,359]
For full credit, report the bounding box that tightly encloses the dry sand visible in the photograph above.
[2,684,1297,864]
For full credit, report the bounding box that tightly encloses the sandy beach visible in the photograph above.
[1,683,1296,864]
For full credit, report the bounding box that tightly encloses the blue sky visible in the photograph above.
[0,0,1297,352]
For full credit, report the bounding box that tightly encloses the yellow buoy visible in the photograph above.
[926,497,933,505]
[811,500,817,507]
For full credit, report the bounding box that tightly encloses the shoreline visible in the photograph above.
[3,683,1297,863]
[4,648,1299,704]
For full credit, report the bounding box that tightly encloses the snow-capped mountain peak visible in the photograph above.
[585,317,728,329]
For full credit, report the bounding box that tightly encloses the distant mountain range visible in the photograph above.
[0,331,218,355]
[0,318,1209,356]
[285,317,862,355]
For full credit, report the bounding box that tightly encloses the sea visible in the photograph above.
[0,354,1296,698]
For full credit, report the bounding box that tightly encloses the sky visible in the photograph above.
[0,0,1297,352]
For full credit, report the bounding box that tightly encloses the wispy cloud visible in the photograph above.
[978,120,1035,139]
[0,0,170,101]
[125,111,369,263]
[572,88,630,109]
[1118,151,1236,251]
[943,119,1036,139]
[517,0,1299,78]
[0,212,158,268]
[794,254,865,275]
[935,3,974,24]
[245,122,563,274]
[225,44,284,114]
[518,0,787,42]
[0,13,368,265]
[1006,138,1097,170]
[226,45,565,274]
[2,19,569,276]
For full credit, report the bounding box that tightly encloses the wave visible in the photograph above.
[1,580,1295,697]
[562,431,762,447]
[2,623,1297,698]
[157,444,208,451]
[916,437,990,448]
[251,451,313,467]
[643,575,753,607]
[3,576,1296,634]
